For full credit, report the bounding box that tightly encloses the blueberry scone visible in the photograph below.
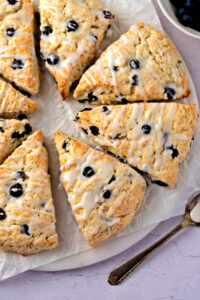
[74,22,188,104]
[40,0,114,100]
[0,0,40,94]
[75,103,198,188]
[0,118,32,164]
[0,130,58,254]
[0,78,38,118]
[54,132,146,247]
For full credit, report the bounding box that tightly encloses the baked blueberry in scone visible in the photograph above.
[75,103,198,188]
[0,78,38,118]
[54,131,146,247]
[0,118,32,164]
[0,130,58,255]
[0,0,40,94]
[74,22,189,104]
[40,0,114,100]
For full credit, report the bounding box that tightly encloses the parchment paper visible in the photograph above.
[0,0,199,281]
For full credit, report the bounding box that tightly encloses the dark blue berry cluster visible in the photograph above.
[170,0,200,31]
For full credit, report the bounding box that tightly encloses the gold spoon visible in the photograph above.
[108,193,200,285]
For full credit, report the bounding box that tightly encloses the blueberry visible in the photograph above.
[102,106,108,112]
[17,114,27,120]
[102,189,111,199]
[67,20,79,32]
[0,127,5,133]
[40,202,46,207]
[166,145,179,159]
[88,93,98,102]
[132,75,138,86]
[170,0,182,7]
[6,27,15,37]
[42,26,53,36]
[164,87,176,100]
[103,10,114,19]
[24,123,32,134]
[184,0,195,9]
[121,98,128,104]
[80,108,92,112]
[0,209,6,220]
[62,141,68,149]
[129,59,140,69]
[20,224,30,236]
[78,99,87,103]
[152,180,169,187]
[11,131,21,139]
[108,175,116,184]
[16,171,26,180]
[83,166,95,177]
[10,183,23,198]
[179,14,194,27]
[7,0,17,4]
[113,66,119,71]
[89,126,99,136]
[12,58,24,70]
[142,124,151,134]
[47,54,59,65]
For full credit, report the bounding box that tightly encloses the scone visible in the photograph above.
[74,22,188,104]
[0,118,32,164]
[40,0,114,100]
[0,130,58,255]
[54,132,146,247]
[0,78,38,118]
[0,0,40,94]
[75,103,198,188]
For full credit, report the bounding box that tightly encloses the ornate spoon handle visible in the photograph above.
[108,219,189,285]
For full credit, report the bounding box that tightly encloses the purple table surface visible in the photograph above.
[1,1,200,299]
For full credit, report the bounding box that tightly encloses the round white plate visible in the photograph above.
[35,36,199,273]
[157,0,200,39]
[36,224,157,271]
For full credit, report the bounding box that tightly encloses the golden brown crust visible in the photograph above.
[74,22,188,104]
[0,0,40,94]
[0,130,58,255]
[75,103,198,188]
[0,118,32,164]
[40,0,114,99]
[54,131,146,246]
[0,78,38,118]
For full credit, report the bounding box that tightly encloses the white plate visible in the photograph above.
[36,224,157,271]
[36,64,199,272]
[157,0,200,39]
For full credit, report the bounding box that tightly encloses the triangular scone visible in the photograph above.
[0,78,38,118]
[40,0,114,100]
[0,118,32,164]
[0,130,58,255]
[74,22,188,104]
[0,0,40,94]
[54,132,146,247]
[75,103,198,188]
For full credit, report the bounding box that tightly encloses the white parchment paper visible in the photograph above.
[0,0,199,281]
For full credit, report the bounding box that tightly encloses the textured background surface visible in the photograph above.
[1,1,200,299]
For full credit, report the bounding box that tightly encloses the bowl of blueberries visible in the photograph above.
[157,0,200,39]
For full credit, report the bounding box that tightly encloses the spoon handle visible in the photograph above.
[108,220,188,285]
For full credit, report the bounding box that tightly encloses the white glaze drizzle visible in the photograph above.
[0,133,56,235]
